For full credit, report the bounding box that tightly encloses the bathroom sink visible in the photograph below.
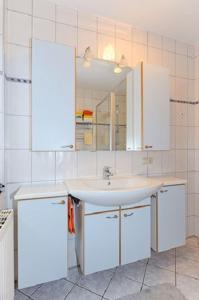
[65,176,163,206]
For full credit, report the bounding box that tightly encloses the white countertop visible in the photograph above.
[14,176,186,201]
[150,176,187,186]
[14,183,68,201]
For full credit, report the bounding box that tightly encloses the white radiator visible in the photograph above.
[0,210,14,300]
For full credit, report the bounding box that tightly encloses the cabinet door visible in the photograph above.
[158,185,186,252]
[121,206,151,265]
[143,64,170,150]
[84,211,119,275]
[18,197,67,289]
[32,39,75,151]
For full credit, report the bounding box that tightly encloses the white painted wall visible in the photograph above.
[3,0,197,266]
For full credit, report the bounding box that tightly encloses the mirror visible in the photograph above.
[76,57,132,151]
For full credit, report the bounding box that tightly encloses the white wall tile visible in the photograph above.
[116,22,131,41]
[77,28,97,57]
[56,152,77,180]
[56,23,77,47]
[147,47,162,65]
[162,150,175,174]
[78,12,97,32]
[115,151,131,175]
[162,51,175,76]
[188,127,195,149]
[96,151,115,177]
[115,38,132,66]
[33,0,55,21]
[5,150,31,183]
[175,126,188,149]
[175,103,187,126]
[5,81,31,115]
[32,152,55,181]
[132,151,147,175]
[56,6,77,27]
[148,32,162,49]
[7,0,32,14]
[176,41,188,56]
[175,150,187,172]
[5,115,30,149]
[6,44,31,78]
[176,54,188,78]
[77,151,96,177]
[132,28,147,44]
[162,37,175,52]
[132,43,147,66]
[0,149,3,183]
[176,78,187,100]
[0,35,3,71]
[33,17,55,42]
[188,57,195,80]
[98,17,115,36]
[188,150,195,171]
[7,11,32,47]
[148,151,162,175]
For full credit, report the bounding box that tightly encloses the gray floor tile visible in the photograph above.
[176,256,199,279]
[148,249,175,271]
[15,290,29,300]
[176,274,199,300]
[66,267,82,284]
[144,264,175,287]
[177,244,199,262]
[186,237,199,248]
[66,285,101,299]
[31,278,74,300]
[116,261,146,283]
[78,269,114,296]
[104,272,142,300]
[20,284,41,297]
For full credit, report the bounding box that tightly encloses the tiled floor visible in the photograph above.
[15,237,199,300]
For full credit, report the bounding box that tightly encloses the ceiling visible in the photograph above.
[53,0,199,44]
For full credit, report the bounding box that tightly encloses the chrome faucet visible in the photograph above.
[103,166,113,180]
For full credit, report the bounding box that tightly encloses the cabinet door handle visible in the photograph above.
[61,145,74,149]
[106,215,118,219]
[51,200,66,205]
[145,145,153,149]
[124,212,134,217]
[160,189,168,193]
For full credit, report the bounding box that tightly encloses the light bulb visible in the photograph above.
[114,64,122,74]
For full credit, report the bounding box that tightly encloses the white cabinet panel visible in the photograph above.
[133,63,170,150]
[151,185,186,252]
[32,39,75,151]
[84,211,119,274]
[121,205,151,265]
[18,197,67,289]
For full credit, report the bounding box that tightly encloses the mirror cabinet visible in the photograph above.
[32,40,170,152]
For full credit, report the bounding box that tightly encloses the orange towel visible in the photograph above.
[68,196,75,234]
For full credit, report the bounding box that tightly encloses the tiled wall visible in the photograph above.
[0,0,4,209]
[3,0,198,266]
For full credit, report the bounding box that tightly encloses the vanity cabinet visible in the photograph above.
[132,63,170,151]
[151,185,186,252]
[32,39,75,151]
[17,197,68,289]
[76,199,151,275]
[121,205,150,265]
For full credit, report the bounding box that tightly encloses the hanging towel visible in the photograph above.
[68,195,75,234]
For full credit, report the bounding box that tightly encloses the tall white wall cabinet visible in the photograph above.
[151,184,186,252]
[32,39,76,151]
[132,63,170,151]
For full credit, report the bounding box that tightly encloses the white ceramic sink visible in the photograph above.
[65,176,163,206]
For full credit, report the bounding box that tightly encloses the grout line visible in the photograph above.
[102,267,117,298]
[175,248,177,286]
[140,258,149,291]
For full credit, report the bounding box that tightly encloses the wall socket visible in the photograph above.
[142,157,154,165]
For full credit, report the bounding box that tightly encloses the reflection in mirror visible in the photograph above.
[76,57,132,151]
